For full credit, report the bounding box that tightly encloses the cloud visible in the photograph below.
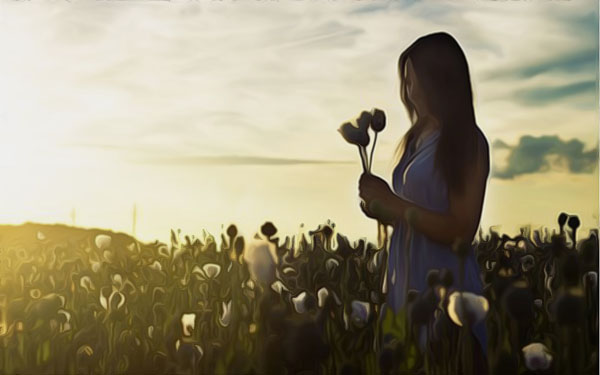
[131,155,354,166]
[491,135,598,179]
[512,80,597,109]
[481,48,598,82]
[491,139,510,149]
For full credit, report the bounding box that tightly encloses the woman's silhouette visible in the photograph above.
[358,32,490,372]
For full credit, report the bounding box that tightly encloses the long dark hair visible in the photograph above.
[393,32,486,196]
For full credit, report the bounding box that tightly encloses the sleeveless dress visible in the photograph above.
[381,127,488,356]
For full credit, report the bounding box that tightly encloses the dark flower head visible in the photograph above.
[357,111,373,130]
[226,224,238,240]
[261,222,277,238]
[567,215,580,232]
[338,121,370,148]
[370,108,386,132]
[558,212,568,228]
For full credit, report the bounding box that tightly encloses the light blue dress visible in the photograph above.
[383,127,488,356]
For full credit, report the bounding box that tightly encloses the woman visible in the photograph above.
[358,32,490,372]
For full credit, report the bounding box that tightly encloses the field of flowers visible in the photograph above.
[0,215,596,375]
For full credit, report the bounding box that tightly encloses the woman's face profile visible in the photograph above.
[404,58,426,115]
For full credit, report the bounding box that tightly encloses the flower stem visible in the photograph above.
[357,145,368,173]
[369,132,378,173]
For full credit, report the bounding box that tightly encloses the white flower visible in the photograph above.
[90,260,102,273]
[219,301,232,327]
[79,276,95,292]
[350,300,371,327]
[447,291,489,327]
[243,237,277,286]
[325,258,339,274]
[317,287,329,308]
[292,291,308,314]
[271,280,289,294]
[95,234,112,250]
[37,231,46,241]
[181,313,196,337]
[158,244,171,258]
[192,263,221,280]
[522,343,553,371]
[112,274,123,289]
[149,260,162,272]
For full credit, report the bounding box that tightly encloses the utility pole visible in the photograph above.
[132,203,137,238]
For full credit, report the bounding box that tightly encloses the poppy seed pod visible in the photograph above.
[522,343,553,371]
[558,212,568,229]
[261,222,277,238]
[567,215,580,232]
[370,108,386,132]
[226,224,237,240]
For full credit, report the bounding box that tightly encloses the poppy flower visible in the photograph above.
[218,301,231,328]
[350,300,371,328]
[95,234,111,250]
[522,342,553,371]
[447,291,489,327]
[181,313,196,337]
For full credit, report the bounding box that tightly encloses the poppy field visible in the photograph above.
[0,214,597,375]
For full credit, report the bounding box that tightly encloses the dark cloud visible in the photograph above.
[512,80,596,109]
[132,155,354,166]
[492,135,598,179]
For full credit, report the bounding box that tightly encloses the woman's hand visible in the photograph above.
[358,173,395,204]
[358,173,400,225]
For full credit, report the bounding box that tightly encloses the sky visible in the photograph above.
[0,0,598,246]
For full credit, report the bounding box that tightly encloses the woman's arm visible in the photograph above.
[387,142,490,247]
[359,137,490,248]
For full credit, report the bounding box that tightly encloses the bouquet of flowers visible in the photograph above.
[338,108,388,249]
